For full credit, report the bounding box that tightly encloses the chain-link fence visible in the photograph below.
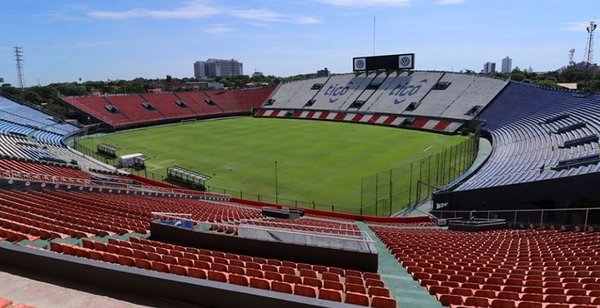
[359,134,479,216]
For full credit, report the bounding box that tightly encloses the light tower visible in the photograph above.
[14,46,25,90]
[584,20,596,77]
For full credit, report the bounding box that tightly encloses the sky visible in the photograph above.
[0,0,596,85]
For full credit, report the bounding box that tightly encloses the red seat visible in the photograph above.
[413,272,430,281]
[474,289,496,298]
[483,284,502,291]
[440,281,460,288]
[523,287,543,294]
[322,272,341,282]
[264,271,283,282]
[328,267,345,276]
[211,263,228,273]
[170,264,188,276]
[207,270,228,283]
[318,288,342,302]
[346,283,367,294]
[364,272,381,280]
[452,288,474,296]
[346,276,365,285]
[544,288,565,295]
[300,269,317,278]
[524,280,543,287]
[568,296,592,305]
[365,278,385,287]
[464,296,489,307]
[151,261,170,273]
[117,255,135,267]
[88,250,104,261]
[420,279,439,287]
[279,266,296,275]
[344,292,370,306]
[544,294,567,304]
[521,293,543,302]
[324,280,344,291]
[371,296,396,308]
[194,260,211,270]
[294,284,317,298]
[517,301,543,308]
[346,269,362,277]
[438,294,463,306]
[246,268,264,279]
[497,291,520,300]
[188,268,207,279]
[102,252,119,264]
[134,258,152,270]
[250,277,270,290]
[428,284,450,295]
[566,288,587,296]
[490,299,517,308]
[162,255,178,265]
[283,274,302,285]
[367,286,390,297]
[178,257,194,267]
[271,281,293,294]
[303,277,323,289]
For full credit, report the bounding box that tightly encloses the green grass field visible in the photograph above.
[80,117,466,213]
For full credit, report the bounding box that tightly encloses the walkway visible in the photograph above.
[357,222,442,308]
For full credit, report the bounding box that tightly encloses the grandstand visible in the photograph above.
[63,86,275,129]
[2,71,600,308]
[257,71,508,134]
[434,82,600,218]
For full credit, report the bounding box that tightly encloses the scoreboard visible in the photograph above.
[353,53,414,72]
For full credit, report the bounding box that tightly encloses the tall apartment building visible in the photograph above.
[194,58,243,79]
[501,56,513,73]
[482,62,496,74]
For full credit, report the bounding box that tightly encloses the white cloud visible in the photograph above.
[563,21,593,32]
[204,24,234,34]
[294,16,323,25]
[88,1,221,20]
[86,1,320,26]
[229,9,285,23]
[437,0,465,4]
[317,0,412,7]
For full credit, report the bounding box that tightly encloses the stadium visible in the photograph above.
[1,49,600,308]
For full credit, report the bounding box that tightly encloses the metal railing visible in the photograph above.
[0,168,229,199]
[151,213,377,254]
[432,207,600,230]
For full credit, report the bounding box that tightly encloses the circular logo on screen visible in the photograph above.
[400,56,411,67]
[355,59,365,69]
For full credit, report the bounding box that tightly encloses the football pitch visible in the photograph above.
[79,117,467,214]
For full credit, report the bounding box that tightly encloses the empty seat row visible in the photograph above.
[50,238,395,307]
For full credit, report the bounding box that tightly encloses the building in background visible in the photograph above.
[316,67,330,77]
[501,56,513,73]
[482,62,496,74]
[194,58,243,79]
[193,61,206,79]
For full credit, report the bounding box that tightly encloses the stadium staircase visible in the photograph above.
[357,222,442,307]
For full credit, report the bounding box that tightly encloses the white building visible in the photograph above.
[194,58,243,79]
[501,57,513,73]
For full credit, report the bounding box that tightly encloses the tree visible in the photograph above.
[510,69,526,82]
[24,90,43,105]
